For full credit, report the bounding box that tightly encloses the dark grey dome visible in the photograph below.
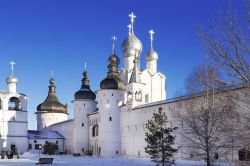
[74,70,96,100]
[37,78,68,114]
[100,53,125,90]
[100,76,125,90]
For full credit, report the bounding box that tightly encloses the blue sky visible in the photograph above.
[0,0,243,129]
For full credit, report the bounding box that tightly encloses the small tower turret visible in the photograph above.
[73,64,97,155]
[146,30,158,73]
[98,36,125,156]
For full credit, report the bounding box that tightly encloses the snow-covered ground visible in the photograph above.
[0,152,237,166]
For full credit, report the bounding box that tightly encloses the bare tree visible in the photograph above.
[182,92,232,166]
[181,62,234,166]
[197,1,250,87]
[197,1,250,158]
[185,60,226,95]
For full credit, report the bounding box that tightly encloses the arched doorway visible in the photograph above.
[8,97,21,111]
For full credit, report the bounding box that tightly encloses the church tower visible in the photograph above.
[98,37,125,156]
[146,30,158,74]
[0,61,28,153]
[73,65,97,155]
[36,74,68,131]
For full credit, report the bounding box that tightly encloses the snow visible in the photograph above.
[0,152,237,166]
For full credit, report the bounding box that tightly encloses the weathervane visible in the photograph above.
[149,29,155,50]
[129,12,136,33]
[9,61,16,76]
[111,36,117,54]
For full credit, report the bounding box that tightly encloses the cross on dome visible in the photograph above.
[129,12,136,33]
[149,29,155,50]
[111,35,117,53]
[84,62,87,71]
[9,61,16,76]
[127,24,132,34]
[51,70,54,79]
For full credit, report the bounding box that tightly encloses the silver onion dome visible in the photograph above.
[6,76,18,84]
[146,50,158,61]
[122,33,143,57]
[146,29,158,61]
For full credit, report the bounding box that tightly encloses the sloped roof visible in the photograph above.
[28,130,64,139]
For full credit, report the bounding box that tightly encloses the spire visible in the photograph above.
[149,29,155,50]
[129,12,136,34]
[49,72,56,93]
[9,61,16,76]
[111,36,117,54]
[81,66,90,89]
[129,55,141,83]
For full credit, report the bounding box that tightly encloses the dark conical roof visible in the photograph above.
[129,56,141,83]
[100,53,125,90]
[74,69,96,100]
[37,78,68,114]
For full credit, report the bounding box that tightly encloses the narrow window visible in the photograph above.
[109,116,112,121]
[112,93,113,96]
[82,123,84,127]
[29,144,32,150]
[56,141,58,144]
[34,140,37,143]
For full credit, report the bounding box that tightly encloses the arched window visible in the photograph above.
[95,125,98,136]
[8,97,21,111]
[92,126,95,137]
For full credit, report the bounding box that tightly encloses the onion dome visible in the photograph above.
[100,53,125,90]
[74,68,96,100]
[122,33,143,56]
[146,50,158,61]
[146,29,158,61]
[37,77,68,114]
[6,76,18,84]
[122,13,143,56]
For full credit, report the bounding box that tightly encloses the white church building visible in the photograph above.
[32,12,166,157]
[0,13,247,161]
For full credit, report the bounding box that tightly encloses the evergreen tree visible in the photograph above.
[145,108,177,166]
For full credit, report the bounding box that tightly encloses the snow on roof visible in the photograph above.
[28,130,64,139]
[49,119,74,126]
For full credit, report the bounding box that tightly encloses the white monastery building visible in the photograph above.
[0,12,248,161]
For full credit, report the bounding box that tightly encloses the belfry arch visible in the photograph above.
[8,97,22,111]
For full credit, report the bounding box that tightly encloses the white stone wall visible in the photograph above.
[73,99,97,154]
[88,113,100,155]
[47,120,74,154]
[97,89,124,157]
[37,112,68,131]
[146,60,157,74]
